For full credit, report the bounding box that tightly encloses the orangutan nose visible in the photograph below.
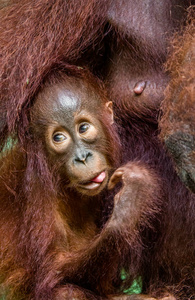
[74,149,92,164]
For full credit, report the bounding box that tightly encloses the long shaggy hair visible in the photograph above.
[0,0,108,148]
[0,1,195,300]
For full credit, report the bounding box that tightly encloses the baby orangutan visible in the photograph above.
[0,71,183,299]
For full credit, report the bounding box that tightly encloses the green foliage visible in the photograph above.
[121,269,142,294]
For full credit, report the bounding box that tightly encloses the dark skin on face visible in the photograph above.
[31,78,114,196]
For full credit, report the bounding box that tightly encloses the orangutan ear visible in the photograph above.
[105,101,114,125]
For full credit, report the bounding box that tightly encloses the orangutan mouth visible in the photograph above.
[79,171,106,190]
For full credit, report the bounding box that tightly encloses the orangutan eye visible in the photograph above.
[52,133,67,143]
[79,123,90,134]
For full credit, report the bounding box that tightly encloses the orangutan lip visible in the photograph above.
[90,171,106,183]
[79,171,106,190]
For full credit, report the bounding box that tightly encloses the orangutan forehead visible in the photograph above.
[36,79,101,114]
[52,88,81,114]
[32,79,103,125]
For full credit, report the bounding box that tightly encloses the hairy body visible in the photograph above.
[0,1,194,299]
[0,73,168,299]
